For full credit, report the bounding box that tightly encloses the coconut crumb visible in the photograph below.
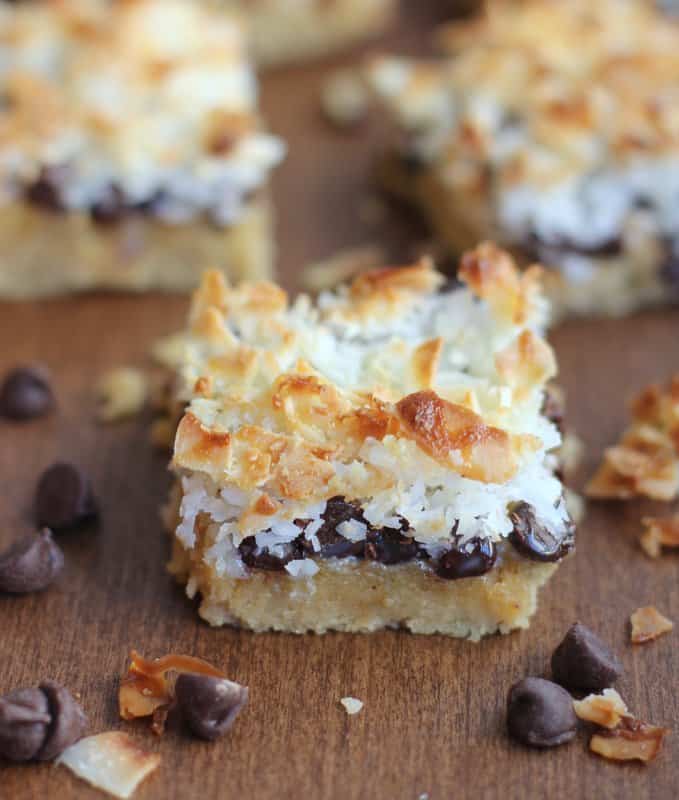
[96,367,148,423]
[340,696,364,715]
[640,514,679,558]
[573,689,629,729]
[630,606,674,644]
[590,717,669,764]
[321,69,368,128]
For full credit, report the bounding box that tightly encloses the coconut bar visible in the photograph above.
[220,0,397,67]
[0,0,284,298]
[368,0,679,318]
[165,243,574,638]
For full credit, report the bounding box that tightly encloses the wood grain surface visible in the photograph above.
[1,6,678,799]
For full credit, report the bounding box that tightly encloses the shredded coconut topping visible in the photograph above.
[367,0,679,255]
[0,0,285,224]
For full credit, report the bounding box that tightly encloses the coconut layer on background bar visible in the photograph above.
[367,0,679,319]
[161,244,574,638]
[0,0,284,298]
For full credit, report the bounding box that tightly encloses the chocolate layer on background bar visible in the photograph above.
[0,0,284,298]
[161,243,574,638]
[367,0,679,319]
[217,0,397,67]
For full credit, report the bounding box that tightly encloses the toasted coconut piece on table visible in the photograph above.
[640,514,679,558]
[590,717,669,764]
[630,606,674,644]
[574,689,629,730]
[587,375,679,501]
[57,732,160,799]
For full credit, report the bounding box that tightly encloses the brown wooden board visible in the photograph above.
[1,6,678,799]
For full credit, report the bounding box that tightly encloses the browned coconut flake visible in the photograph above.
[630,606,674,644]
[640,514,679,558]
[590,718,669,764]
[573,689,629,729]
[57,732,160,799]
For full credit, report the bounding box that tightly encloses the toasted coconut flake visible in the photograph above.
[587,376,679,501]
[57,732,160,799]
[630,606,674,644]
[119,650,225,721]
[573,689,629,729]
[321,68,369,128]
[590,717,669,764]
[340,697,364,715]
[640,514,679,558]
[96,368,148,423]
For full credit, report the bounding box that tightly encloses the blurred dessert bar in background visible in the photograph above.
[160,243,574,638]
[220,0,397,67]
[368,0,679,318]
[0,0,284,298]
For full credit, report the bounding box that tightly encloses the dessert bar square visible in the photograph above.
[163,243,574,638]
[221,0,397,67]
[0,0,284,298]
[368,0,679,318]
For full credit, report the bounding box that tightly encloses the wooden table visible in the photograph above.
[1,7,677,799]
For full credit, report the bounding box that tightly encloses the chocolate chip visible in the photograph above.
[507,678,577,748]
[551,622,622,692]
[90,184,126,226]
[508,501,574,562]
[35,462,98,530]
[306,496,366,559]
[0,683,86,762]
[0,529,64,594]
[25,166,69,212]
[0,366,54,421]
[365,523,420,565]
[238,537,301,571]
[175,674,248,741]
[436,538,496,579]
[36,681,88,761]
[0,688,51,761]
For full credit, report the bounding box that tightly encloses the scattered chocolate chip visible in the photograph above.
[0,683,86,762]
[0,366,54,421]
[36,681,88,761]
[0,688,51,761]
[0,529,64,594]
[551,623,622,692]
[436,538,496,580]
[508,501,574,562]
[35,462,98,530]
[25,166,69,212]
[507,677,578,748]
[90,184,127,225]
[365,523,420,565]
[175,674,248,741]
[238,537,301,571]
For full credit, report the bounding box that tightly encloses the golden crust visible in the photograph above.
[587,375,679,501]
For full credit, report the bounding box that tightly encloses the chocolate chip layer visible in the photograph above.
[508,501,574,562]
[436,538,496,580]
